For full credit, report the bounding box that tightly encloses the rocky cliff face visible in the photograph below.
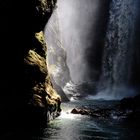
[44,10,71,88]
[24,30,61,123]
[0,0,61,134]
[25,0,61,123]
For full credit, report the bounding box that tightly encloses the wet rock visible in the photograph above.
[23,0,62,124]
[120,94,140,110]
[71,95,140,120]
[71,108,79,114]
[51,77,69,102]
[24,29,62,121]
[63,81,96,100]
[0,0,61,136]
[44,10,71,88]
[71,108,90,115]
[119,94,140,120]
[71,108,111,118]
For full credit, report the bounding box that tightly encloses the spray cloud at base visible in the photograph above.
[45,0,140,100]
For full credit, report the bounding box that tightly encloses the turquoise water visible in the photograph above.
[31,100,140,140]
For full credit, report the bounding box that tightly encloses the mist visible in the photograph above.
[45,0,140,100]
[56,0,110,83]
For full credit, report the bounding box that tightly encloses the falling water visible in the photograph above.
[51,0,101,83]
[45,0,140,100]
[97,0,138,99]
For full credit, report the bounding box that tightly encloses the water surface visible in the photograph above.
[32,100,140,140]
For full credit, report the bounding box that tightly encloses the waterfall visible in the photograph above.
[45,0,103,100]
[53,0,102,83]
[45,0,140,100]
[96,0,138,99]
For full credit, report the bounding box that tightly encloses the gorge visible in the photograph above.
[0,0,140,139]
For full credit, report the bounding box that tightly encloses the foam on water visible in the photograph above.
[59,111,82,120]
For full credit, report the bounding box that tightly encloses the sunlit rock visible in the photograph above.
[22,0,62,124]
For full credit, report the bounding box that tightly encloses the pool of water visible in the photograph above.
[31,100,140,140]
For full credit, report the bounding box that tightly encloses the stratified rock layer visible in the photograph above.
[24,31,61,122]
[24,0,62,124]
[0,0,61,132]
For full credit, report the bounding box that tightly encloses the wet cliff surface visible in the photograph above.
[0,0,62,138]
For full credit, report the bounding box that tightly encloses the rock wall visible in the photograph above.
[24,31,61,123]
[24,0,62,123]
[0,0,61,135]
[44,10,71,88]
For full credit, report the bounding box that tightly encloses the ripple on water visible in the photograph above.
[36,100,140,140]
